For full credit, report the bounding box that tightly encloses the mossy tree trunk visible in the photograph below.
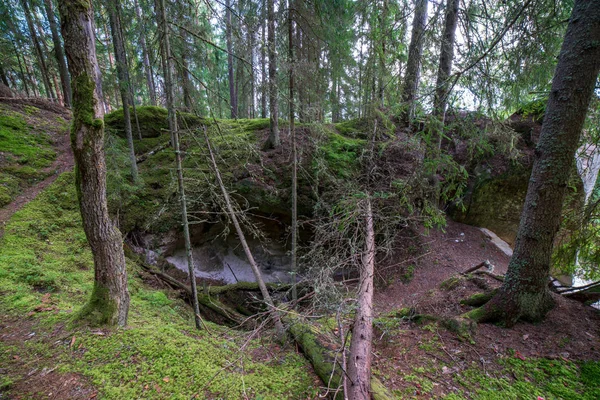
[106,0,138,182]
[401,0,428,123]
[467,0,600,327]
[58,0,129,327]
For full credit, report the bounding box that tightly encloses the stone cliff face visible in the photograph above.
[451,110,584,247]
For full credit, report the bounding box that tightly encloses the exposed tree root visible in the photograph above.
[460,290,498,307]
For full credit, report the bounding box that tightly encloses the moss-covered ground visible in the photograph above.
[0,104,60,206]
[0,172,318,399]
[4,105,599,399]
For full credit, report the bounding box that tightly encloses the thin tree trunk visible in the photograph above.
[156,0,203,329]
[44,0,72,107]
[58,0,129,327]
[226,0,237,118]
[24,57,40,97]
[401,0,428,123]
[266,0,279,148]
[202,125,285,339]
[106,0,139,182]
[21,0,55,101]
[467,0,600,327]
[14,47,30,96]
[260,8,267,119]
[347,197,375,400]
[0,64,9,87]
[288,0,297,302]
[434,0,459,148]
[134,0,157,106]
[249,28,256,118]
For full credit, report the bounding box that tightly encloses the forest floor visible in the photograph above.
[373,221,600,398]
[1,99,599,399]
[0,100,73,238]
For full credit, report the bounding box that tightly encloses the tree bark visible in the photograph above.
[226,0,238,118]
[260,5,267,119]
[433,0,459,149]
[347,197,375,400]
[21,0,55,101]
[265,0,280,148]
[133,0,157,106]
[288,0,297,302]
[401,0,428,123]
[43,0,72,107]
[467,0,600,327]
[58,0,129,327]
[106,0,139,182]
[156,0,203,329]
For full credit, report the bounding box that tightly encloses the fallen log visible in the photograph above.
[139,262,247,327]
[285,312,394,400]
[136,142,170,163]
[462,260,494,275]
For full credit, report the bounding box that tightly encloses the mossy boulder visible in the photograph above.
[104,106,204,138]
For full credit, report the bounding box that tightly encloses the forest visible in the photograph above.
[1,0,600,398]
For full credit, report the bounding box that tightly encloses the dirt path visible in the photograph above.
[0,112,74,238]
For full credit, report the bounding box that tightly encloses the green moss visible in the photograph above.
[0,172,317,399]
[318,132,366,178]
[23,105,39,115]
[453,357,600,399]
[0,108,59,205]
[104,106,204,139]
[460,290,497,307]
[71,74,103,131]
[517,98,547,121]
[440,276,463,291]
[76,284,118,327]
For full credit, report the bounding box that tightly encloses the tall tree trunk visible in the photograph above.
[347,197,375,400]
[43,0,72,107]
[265,0,279,148]
[468,0,600,327]
[249,28,256,118]
[377,0,388,107]
[33,9,59,102]
[21,0,55,101]
[134,0,157,106]
[433,0,459,146]
[288,0,297,302]
[260,8,267,119]
[24,57,40,97]
[14,47,30,96]
[58,0,130,327]
[181,53,192,111]
[226,0,237,118]
[401,0,428,123]
[156,0,203,329]
[106,0,139,182]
